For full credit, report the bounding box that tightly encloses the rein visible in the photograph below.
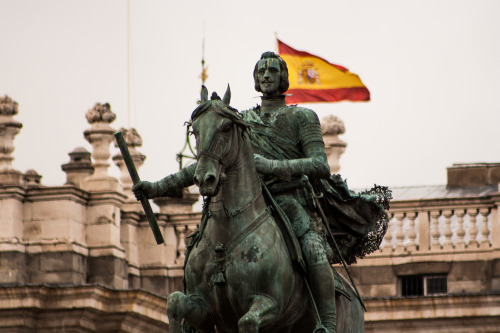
[224,185,262,217]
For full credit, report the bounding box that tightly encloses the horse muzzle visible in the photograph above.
[194,160,222,197]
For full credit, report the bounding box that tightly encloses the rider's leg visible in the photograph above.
[301,232,337,333]
[238,294,278,333]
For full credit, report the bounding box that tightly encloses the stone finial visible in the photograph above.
[61,147,94,188]
[23,169,42,186]
[321,115,345,136]
[85,103,116,124]
[321,114,347,174]
[0,95,23,184]
[113,128,146,209]
[116,127,142,148]
[82,102,120,192]
[0,95,19,116]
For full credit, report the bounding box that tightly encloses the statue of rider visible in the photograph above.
[132,51,337,333]
[244,51,337,333]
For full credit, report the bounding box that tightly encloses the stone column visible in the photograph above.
[82,103,121,192]
[112,128,146,285]
[321,115,347,174]
[0,95,23,185]
[82,103,127,289]
[112,127,145,211]
[0,96,25,284]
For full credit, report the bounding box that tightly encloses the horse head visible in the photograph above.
[190,85,248,197]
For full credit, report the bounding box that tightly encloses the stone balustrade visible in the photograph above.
[351,183,500,299]
[380,204,496,254]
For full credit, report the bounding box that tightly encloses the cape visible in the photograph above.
[316,175,391,264]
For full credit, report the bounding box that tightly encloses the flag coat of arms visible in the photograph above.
[277,39,370,104]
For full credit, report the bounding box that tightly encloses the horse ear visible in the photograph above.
[222,84,231,105]
[201,85,208,103]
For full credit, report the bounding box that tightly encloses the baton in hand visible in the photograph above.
[114,131,165,244]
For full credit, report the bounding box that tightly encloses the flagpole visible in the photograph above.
[127,0,131,128]
[201,22,207,85]
[274,32,279,53]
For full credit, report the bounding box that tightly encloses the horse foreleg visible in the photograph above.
[238,295,278,333]
[167,292,210,333]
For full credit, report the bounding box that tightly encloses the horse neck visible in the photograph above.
[220,133,263,216]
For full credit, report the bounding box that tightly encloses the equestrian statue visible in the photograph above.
[132,52,391,333]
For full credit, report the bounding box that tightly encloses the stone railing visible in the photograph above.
[363,190,500,264]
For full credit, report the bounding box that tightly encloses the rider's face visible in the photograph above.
[257,58,281,96]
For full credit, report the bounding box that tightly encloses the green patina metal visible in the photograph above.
[133,52,391,333]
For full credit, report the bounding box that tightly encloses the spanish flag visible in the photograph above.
[278,39,370,104]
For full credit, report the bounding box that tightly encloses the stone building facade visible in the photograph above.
[0,97,199,332]
[1,94,499,332]
[359,163,500,332]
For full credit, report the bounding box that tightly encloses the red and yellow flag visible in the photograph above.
[277,39,370,104]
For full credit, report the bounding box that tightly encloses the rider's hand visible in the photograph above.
[132,181,156,200]
[253,154,274,175]
[253,154,291,182]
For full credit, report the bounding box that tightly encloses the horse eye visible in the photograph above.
[221,125,232,133]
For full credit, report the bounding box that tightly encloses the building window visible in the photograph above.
[401,274,447,297]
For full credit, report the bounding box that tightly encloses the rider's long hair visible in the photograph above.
[253,52,289,95]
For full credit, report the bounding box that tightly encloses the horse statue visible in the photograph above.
[166,86,365,333]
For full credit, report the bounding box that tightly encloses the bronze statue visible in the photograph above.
[247,52,337,332]
[133,52,390,332]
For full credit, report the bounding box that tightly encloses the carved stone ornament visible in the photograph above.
[321,114,345,136]
[116,127,142,147]
[0,95,19,116]
[23,169,42,186]
[82,102,120,192]
[113,127,145,203]
[0,95,22,175]
[85,103,116,124]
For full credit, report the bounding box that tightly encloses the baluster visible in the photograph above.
[442,210,454,250]
[383,212,394,252]
[418,210,431,251]
[479,208,491,248]
[467,208,479,248]
[395,212,405,252]
[430,211,441,250]
[175,225,188,264]
[455,209,466,250]
[406,212,417,252]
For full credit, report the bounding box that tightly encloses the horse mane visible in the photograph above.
[188,90,249,135]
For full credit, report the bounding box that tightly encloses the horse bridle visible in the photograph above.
[196,122,240,174]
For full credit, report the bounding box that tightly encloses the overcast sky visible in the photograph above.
[1,0,499,189]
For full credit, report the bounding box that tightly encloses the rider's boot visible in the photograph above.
[309,261,337,333]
